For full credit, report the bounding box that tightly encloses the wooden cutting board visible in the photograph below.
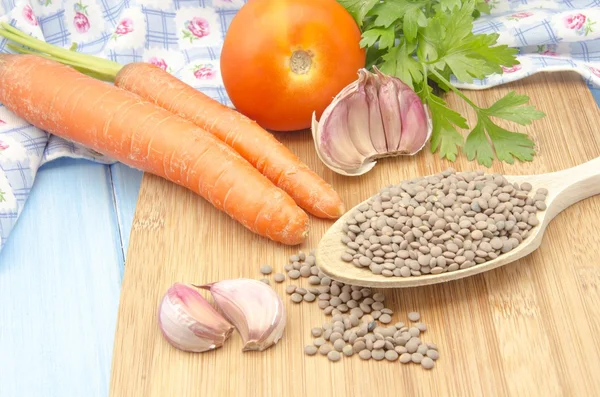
[109,72,600,397]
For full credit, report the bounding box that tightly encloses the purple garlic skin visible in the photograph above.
[158,283,234,353]
[312,67,432,176]
[200,278,286,352]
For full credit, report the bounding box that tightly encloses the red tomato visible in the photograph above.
[220,0,366,131]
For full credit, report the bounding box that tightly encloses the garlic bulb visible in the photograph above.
[311,67,432,176]
[199,279,286,352]
[158,283,234,353]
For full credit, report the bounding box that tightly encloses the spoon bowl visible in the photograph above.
[316,157,600,288]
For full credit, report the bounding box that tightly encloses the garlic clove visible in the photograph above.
[318,100,365,170]
[158,283,234,353]
[377,72,402,151]
[312,68,432,176]
[312,113,377,177]
[346,75,377,157]
[199,279,286,352]
[363,72,387,153]
[398,88,431,154]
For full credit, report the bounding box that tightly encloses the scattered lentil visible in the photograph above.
[318,344,332,355]
[303,293,316,302]
[408,312,421,322]
[260,265,273,275]
[285,285,296,294]
[291,293,303,303]
[372,349,385,361]
[266,249,440,370]
[343,344,354,357]
[399,353,412,363]
[274,273,285,283]
[421,357,435,369]
[426,350,439,360]
[304,345,317,356]
[385,350,399,361]
[411,353,424,363]
[379,314,392,324]
[333,339,345,352]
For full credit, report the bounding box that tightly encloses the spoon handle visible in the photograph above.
[541,156,600,224]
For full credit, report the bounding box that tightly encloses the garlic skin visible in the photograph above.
[200,279,286,352]
[158,283,234,353]
[312,67,433,176]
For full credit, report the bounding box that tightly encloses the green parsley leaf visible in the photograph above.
[486,91,546,125]
[437,52,488,83]
[440,0,461,11]
[371,0,427,28]
[485,120,536,164]
[337,0,380,27]
[437,1,474,52]
[417,21,444,62]
[464,118,495,167]
[403,7,428,42]
[426,91,467,161]
[475,0,491,15]
[365,46,387,69]
[380,41,423,89]
[464,115,536,166]
[360,26,395,49]
[462,33,520,73]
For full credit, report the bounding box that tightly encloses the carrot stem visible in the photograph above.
[6,43,113,81]
[0,22,122,81]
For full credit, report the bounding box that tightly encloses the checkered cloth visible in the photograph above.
[0,0,599,251]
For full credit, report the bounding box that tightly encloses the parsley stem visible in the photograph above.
[429,69,480,110]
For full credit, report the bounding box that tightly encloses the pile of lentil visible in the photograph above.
[340,168,548,277]
[259,250,439,369]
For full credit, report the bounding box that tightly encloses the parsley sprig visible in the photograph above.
[338,0,545,166]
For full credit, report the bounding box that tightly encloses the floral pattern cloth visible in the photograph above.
[0,0,598,252]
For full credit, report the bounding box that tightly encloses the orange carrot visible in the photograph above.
[0,54,308,245]
[0,23,346,219]
[116,64,345,219]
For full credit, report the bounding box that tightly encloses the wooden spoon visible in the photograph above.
[316,157,600,288]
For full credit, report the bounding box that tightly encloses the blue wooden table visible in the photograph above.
[1,87,599,397]
[0,160,142,397]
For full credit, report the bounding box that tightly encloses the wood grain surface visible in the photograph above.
[110,72,600,397]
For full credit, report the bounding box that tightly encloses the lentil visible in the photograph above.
[260,265,272,275]
[304,345,317,356]
[411,353,424,363]
[291,293,303,303]
[408,312,421,322]
[343,345,354,357]
[285,285,296,294]
[421,357,435,369]
[327,350,341,362]
[339,169,547,277]
[399,353,412,363]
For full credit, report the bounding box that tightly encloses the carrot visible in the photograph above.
[0,23,346,219]
[0,54,309,245]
